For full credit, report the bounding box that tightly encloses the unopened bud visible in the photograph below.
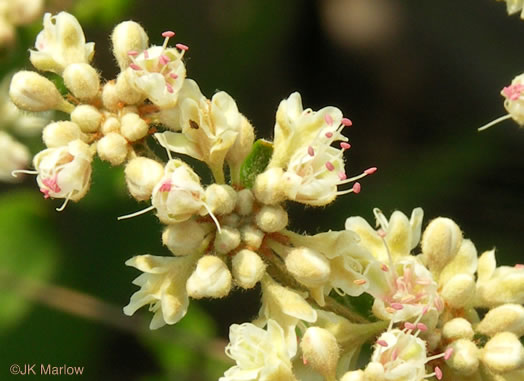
[235,188,254,216]
[125,157,164,201]
[255,204,288,232]
[214,226,241,254]
[477,304,524,337]
[232,249,265,289]
[441,273,475,309]
[116,71,144,105]
[205,184,237,215]
[111,21,149,70]
[446,339,479,376]
[10,71,73,113]
[0,131,30,182]
[240,224,264,250]
[63,63,100,101]
[101,116,121,135]
[71,105,102,133]
[162,219,207,256]
[442,318,474,341]
[97,132,128,165]
[102,81,119,112]
[300,327,339,381]
[120,112,149,142]
[364,362,385,381]
[482,332,524,374]
[226,115,255,167]
[421,217,463,274]
[340,370,365,381]
[42,121,85,148]
[285,247,330,287]
[253,167,286,205]
[186,256,232,299]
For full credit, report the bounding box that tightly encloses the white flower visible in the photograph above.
[502,1,524,18]
[32,139,93,207]
[123,253,198,329]
[0,131,30,182]
[263,92,366,206]
[30,12,95,74]
[220,319,297,381]
[126,40,186,109]
[151,159,207,224]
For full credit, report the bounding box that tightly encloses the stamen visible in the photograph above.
[325,131,333,138]
[162,30,175,38]
[176,43,189,51]
[341,118,352,126]
[364,167,377,175]
[434,366,443,380]
[129,63,142,71]
[166,83,174,94]
[377,340,388,347]
[340,142,351,150]
[338,171,347,180]
[56,192,73,212]
[478,114,512,131]
[324,114,333,125]
[381,264,389,272]
[117,205,156,220]
[307,146,315,156]
[416,323,427,331]
[353,279,367,285]
[404,322,416,331]
[159,54,170,65]
[11,169,38,177]
[158,181,172,192]
[201,202,222,234]
[352,182,361,194]
[325,161,335,171]
[444,348,454,360]
[169,72,179,79]
[144,50,149,59]
[391,348,398,361]
[390,303,404,310]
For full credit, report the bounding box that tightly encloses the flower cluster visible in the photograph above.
[8,10,524,381]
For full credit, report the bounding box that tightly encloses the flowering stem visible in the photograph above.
[322,296,370,324]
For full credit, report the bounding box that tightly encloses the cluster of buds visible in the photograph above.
[8,10,524,381]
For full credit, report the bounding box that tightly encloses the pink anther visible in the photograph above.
[307,146,315,156]
[144,50,149,59]
[338,171,347,181]
[352,182,361,194]
[129,63,142,71]
[169,73,179,79]
[176,43,189,51]
[162,31,175,38]
[404,322,416,330]
[422,305,429,315]
[377,229,386,238]
[444,348,454,360]
[391,348,398,361]
[166,83,174,94]
[353,279,367,285]
[325,131,333,138]
[159,55,170,65]
[159,181,172,192]
[515,264,524,269]
[42,177,61,193]
[324,114,333,125]
[390,303,404,310]
[434,366,443,380]
[364,167,377,175]
[127,50,139,56]
[325,161,335,171]
[340,142,351,150]
[341,117,353,126]
[502,84,524,101]
[416,323,427,331]
[381,264,389,272]
[377,340,388,347]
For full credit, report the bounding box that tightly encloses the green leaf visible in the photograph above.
[239,139,273,188]
[0,190,60,334]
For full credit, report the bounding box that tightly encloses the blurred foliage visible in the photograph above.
[1,0,524,380]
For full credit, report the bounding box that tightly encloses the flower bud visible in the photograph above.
[421,217,463,274]
[253,167,286,205]
[111,21,148,70]
[162,219,207,256]
[120,112,149,142]
[205,184,237,215]
[186,256,232,299]
[300,327,339,381]
[340,370,365,381]
[255,204,288,233]
[235,188,254,216]
[71,105,102,133]
[442,318,474,341]
[125,157,164,201]
[97,132,128,165]
[240,224,264,250]
[116,71,144,105]
[226,115,255,167]
[477,304,524,337]
[102,81,119,112]
[441,273,475,309]
[446,339,479,376]
[285,247,330,287]
[63,63,100,101]
[482,332,524,374]
[0,131,30,182]
[101,116,121,135]
[364,362,385,381]
[9,71,73,113]
[214,226,241,254]
[232,249,266,289]
[222,213,240,228]
[42,121,85,148]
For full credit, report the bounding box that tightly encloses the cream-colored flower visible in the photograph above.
[32,139,93,206]
[502,1,524,19]
[30,12,95,74]
[123,252,198,329]
[220,319,297,381]
[255,275,317,357]
[0,0,43,46]
[0,131,30,182]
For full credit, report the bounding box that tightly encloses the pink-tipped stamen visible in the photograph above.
[159,181,172,192]
[377,340,388,347]
[325,161,335,171]
[341,117,353,126]
[416,323,427,331]
[352,182,361,194]
[404,322,416,330]
[325,131,333,138]
[166,83,174,94]
[129,63,142,71]
[444,348,454,360]
[364,167,377,175]
[338,171,347,180]
[144,50,149,59]
[391,348,398,361]
[340,142,351,150]
[159,54,170,65]
[307,146,315,156]
[434,366,443,380]
[169,73,179,79]
[127,50,139,57]
[324,114,333,125]
[381,264,389,272]
[390,303,404,310]
[176,43,189,51]
[354,279,367,285]
[162,30,175,38]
